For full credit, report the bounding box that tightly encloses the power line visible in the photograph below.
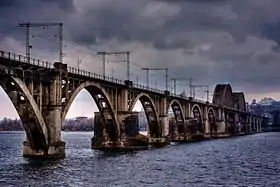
[170,77,193,96]
[141,68,168,90]
[21,33,166,86]
[97,51,130,81]
[17,22,63,63]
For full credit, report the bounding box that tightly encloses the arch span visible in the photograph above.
[212,84,234,108]
[0,74,48,150]
[129,93,161,138]
[62,81,119,141]
[167,100,185,134]
[233,92,246,111]
[191,104,204,133]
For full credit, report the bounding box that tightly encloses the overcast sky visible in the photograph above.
[1,0,280,119]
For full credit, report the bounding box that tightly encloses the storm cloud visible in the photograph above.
[0,0,280,109]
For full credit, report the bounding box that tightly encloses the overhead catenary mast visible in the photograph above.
[171,77,193,95]
[141,68,168,91]
[97,51,130,80]
[17,22,63,63]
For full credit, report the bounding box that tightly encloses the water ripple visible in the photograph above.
[0,132,280,186]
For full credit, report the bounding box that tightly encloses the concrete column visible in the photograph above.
[257,118,261,132]
[216,121,226,134]
[159,97,167,116]
[118,89,128,111]
[235,113,239,135]
[160,115,169,136]
[249,116,252,133]
[204,119,210,137]
[217,108,223,121]
[203,106,210,137]
[186,102,191,118]
[37,67,65,158]
[214,109,230,138]
[158,97,168,138]
[148,97,169,145]
[38,82,42,112]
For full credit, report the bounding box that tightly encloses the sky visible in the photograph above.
[0,0,280,119]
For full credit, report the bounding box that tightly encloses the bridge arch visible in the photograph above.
[62,81,119,141]
[167,99,185,134]
[191,104,204,133]
[0,75,48,150]
[129,93,161,138]
[233,92,246,111]
[212,84,234,108]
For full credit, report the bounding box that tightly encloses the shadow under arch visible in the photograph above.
[167,100,185,135]
[0,72,48,150]
[129,93,161,138]
[191,104,204,133]
[62,81,119,141]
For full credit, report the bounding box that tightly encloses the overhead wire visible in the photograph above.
[25,30,175,90]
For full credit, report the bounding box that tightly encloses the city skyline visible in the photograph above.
[1,0,280,118]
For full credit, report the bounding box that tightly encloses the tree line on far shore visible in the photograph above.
[0,116,149,132]
[0,117,95,132]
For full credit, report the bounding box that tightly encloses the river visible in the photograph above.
[0,131,280,186]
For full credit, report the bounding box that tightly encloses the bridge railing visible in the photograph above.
[67,66,125,85]
[0,50,53,69]
[132,83,165,94]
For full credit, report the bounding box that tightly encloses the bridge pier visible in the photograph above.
[23,141,65,158]
[213,120,230,138]
[204,119,211,139]
[22,63,67,158]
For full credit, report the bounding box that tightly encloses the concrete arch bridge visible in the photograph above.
[0,50,265,158]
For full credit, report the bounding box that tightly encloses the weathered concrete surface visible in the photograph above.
[23,141,65,158]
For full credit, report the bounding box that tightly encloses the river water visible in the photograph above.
[0,132,280,187]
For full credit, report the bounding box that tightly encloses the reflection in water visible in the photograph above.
[0,131,280,186]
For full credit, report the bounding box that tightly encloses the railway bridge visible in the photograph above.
[0,50,265,158]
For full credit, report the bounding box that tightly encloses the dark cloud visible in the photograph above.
[262,22,280,45]
[40,0,75,12]
[0,0,280,99]
[0,0,19,7]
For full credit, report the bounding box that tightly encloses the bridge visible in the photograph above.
[0,50,266,158]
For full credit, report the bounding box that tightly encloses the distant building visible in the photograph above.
[250,98,280,126]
